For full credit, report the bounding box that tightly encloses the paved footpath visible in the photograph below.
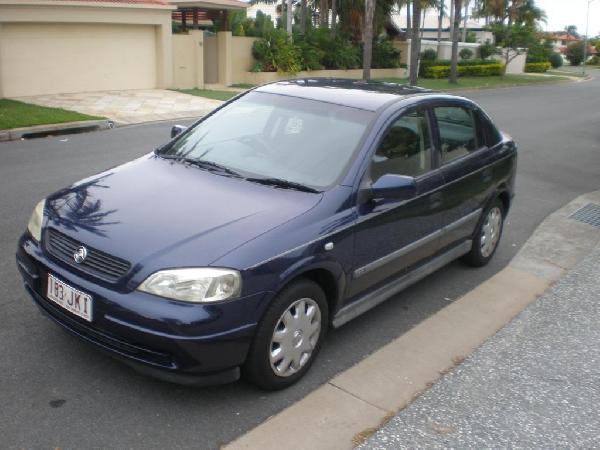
[362,242,600,449]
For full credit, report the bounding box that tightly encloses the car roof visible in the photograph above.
[254,78,439,112]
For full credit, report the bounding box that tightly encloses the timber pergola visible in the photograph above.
[170,0,247,32]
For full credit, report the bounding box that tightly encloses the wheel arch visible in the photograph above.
[273,258,347,325]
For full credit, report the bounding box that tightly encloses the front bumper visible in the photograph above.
[16,234,272,386]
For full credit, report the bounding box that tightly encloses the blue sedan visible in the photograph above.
[16,79,516,390]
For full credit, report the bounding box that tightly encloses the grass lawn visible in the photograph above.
[375,74,570,91]
[175,88,240,101]
[0,98,103,131]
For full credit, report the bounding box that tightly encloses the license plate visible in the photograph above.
[47,274,93,322]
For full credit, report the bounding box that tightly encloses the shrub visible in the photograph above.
[296,40,324,71]
[479,40,496,60]
[421,48,438,61]
[566,41,585,66]
[526,39,554,63]
[524,62,551,73]
[305,29,361,70]
[549,53,563,68]
[586,55,600,65]
[372,37,401,68]
[423,63,503,78]
[252,29,301,73]
[459,48,474,60]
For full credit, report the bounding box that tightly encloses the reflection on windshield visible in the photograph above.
[158,92,374,189]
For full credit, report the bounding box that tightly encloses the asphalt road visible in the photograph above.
[1,74,599,449]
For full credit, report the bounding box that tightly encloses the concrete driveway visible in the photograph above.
[13,89,224,125]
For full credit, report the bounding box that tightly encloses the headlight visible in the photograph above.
[138,268,241,303]
[27,199,46,242]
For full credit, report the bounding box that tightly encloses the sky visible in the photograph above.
[534,0,600,36]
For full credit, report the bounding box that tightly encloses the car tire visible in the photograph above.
[462,198,505,267]
[243,278,328,390]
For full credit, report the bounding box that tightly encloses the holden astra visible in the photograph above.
[16,79,516,390]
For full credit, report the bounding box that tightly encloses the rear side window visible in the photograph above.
[479,113,503,147]
[434,106,479,164]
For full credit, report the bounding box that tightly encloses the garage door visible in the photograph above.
[1,23,157,97]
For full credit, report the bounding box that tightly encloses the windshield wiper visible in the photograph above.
[158,154,242,178]
[245,177,320,193]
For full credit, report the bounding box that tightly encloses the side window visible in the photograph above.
[371,110,433,180]
[479,113,503,147]
[434,106,480,164]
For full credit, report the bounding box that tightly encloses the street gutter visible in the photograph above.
[225,190,600,450]
[0,119,114,142]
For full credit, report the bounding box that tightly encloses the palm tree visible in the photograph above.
[331,0,338,34]
[286,0,293,34]
[300,0,307,34]
[320,0,328,27]
[363,0,375,79]
[461,0,470,41]
[409,0,422,85]
[449,0,462,83]
[436,0,446,52]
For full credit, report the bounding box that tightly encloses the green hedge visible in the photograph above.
[524,62,551,73]
[423,63,503,79]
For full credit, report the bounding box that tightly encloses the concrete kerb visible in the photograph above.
[0,119,113,142]
[224,190,600,450]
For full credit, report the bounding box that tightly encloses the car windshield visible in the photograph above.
[157,91,374,189]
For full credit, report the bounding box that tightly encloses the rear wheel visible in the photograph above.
[243,278,328,390]
[462,198,504,267]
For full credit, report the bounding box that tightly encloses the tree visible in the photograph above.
[449,0,462,84]
[409,0,422,85]
[492,22,537,77]
[565,25,579,39]
[363,0,375,80]
[566,41,585,66]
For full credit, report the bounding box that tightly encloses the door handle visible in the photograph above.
[429,192,443,209]
[482,168,493,182]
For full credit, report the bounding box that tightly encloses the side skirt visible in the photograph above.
[332,240,472,328]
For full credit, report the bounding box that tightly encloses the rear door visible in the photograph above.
[348,106,445,300]
[431,102,498,249]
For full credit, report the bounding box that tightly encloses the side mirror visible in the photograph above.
[171,125,188,139]
[369,174,417,201]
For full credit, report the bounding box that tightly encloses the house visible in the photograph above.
[390,8,494,44]
[546,32,581,54]
[0,0,246,97]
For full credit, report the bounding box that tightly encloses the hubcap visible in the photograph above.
[269,298,321,378]
[480,206,502,258]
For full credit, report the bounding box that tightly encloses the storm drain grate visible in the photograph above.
[569,203,600,229]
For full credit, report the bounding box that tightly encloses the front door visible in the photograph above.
[347,107,445,301]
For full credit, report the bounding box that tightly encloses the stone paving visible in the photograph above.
[14,89,224,125]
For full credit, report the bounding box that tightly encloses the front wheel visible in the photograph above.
[243,279,328,390]
[462,198,504,267]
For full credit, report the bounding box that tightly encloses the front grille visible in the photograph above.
[45,228,131,282]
